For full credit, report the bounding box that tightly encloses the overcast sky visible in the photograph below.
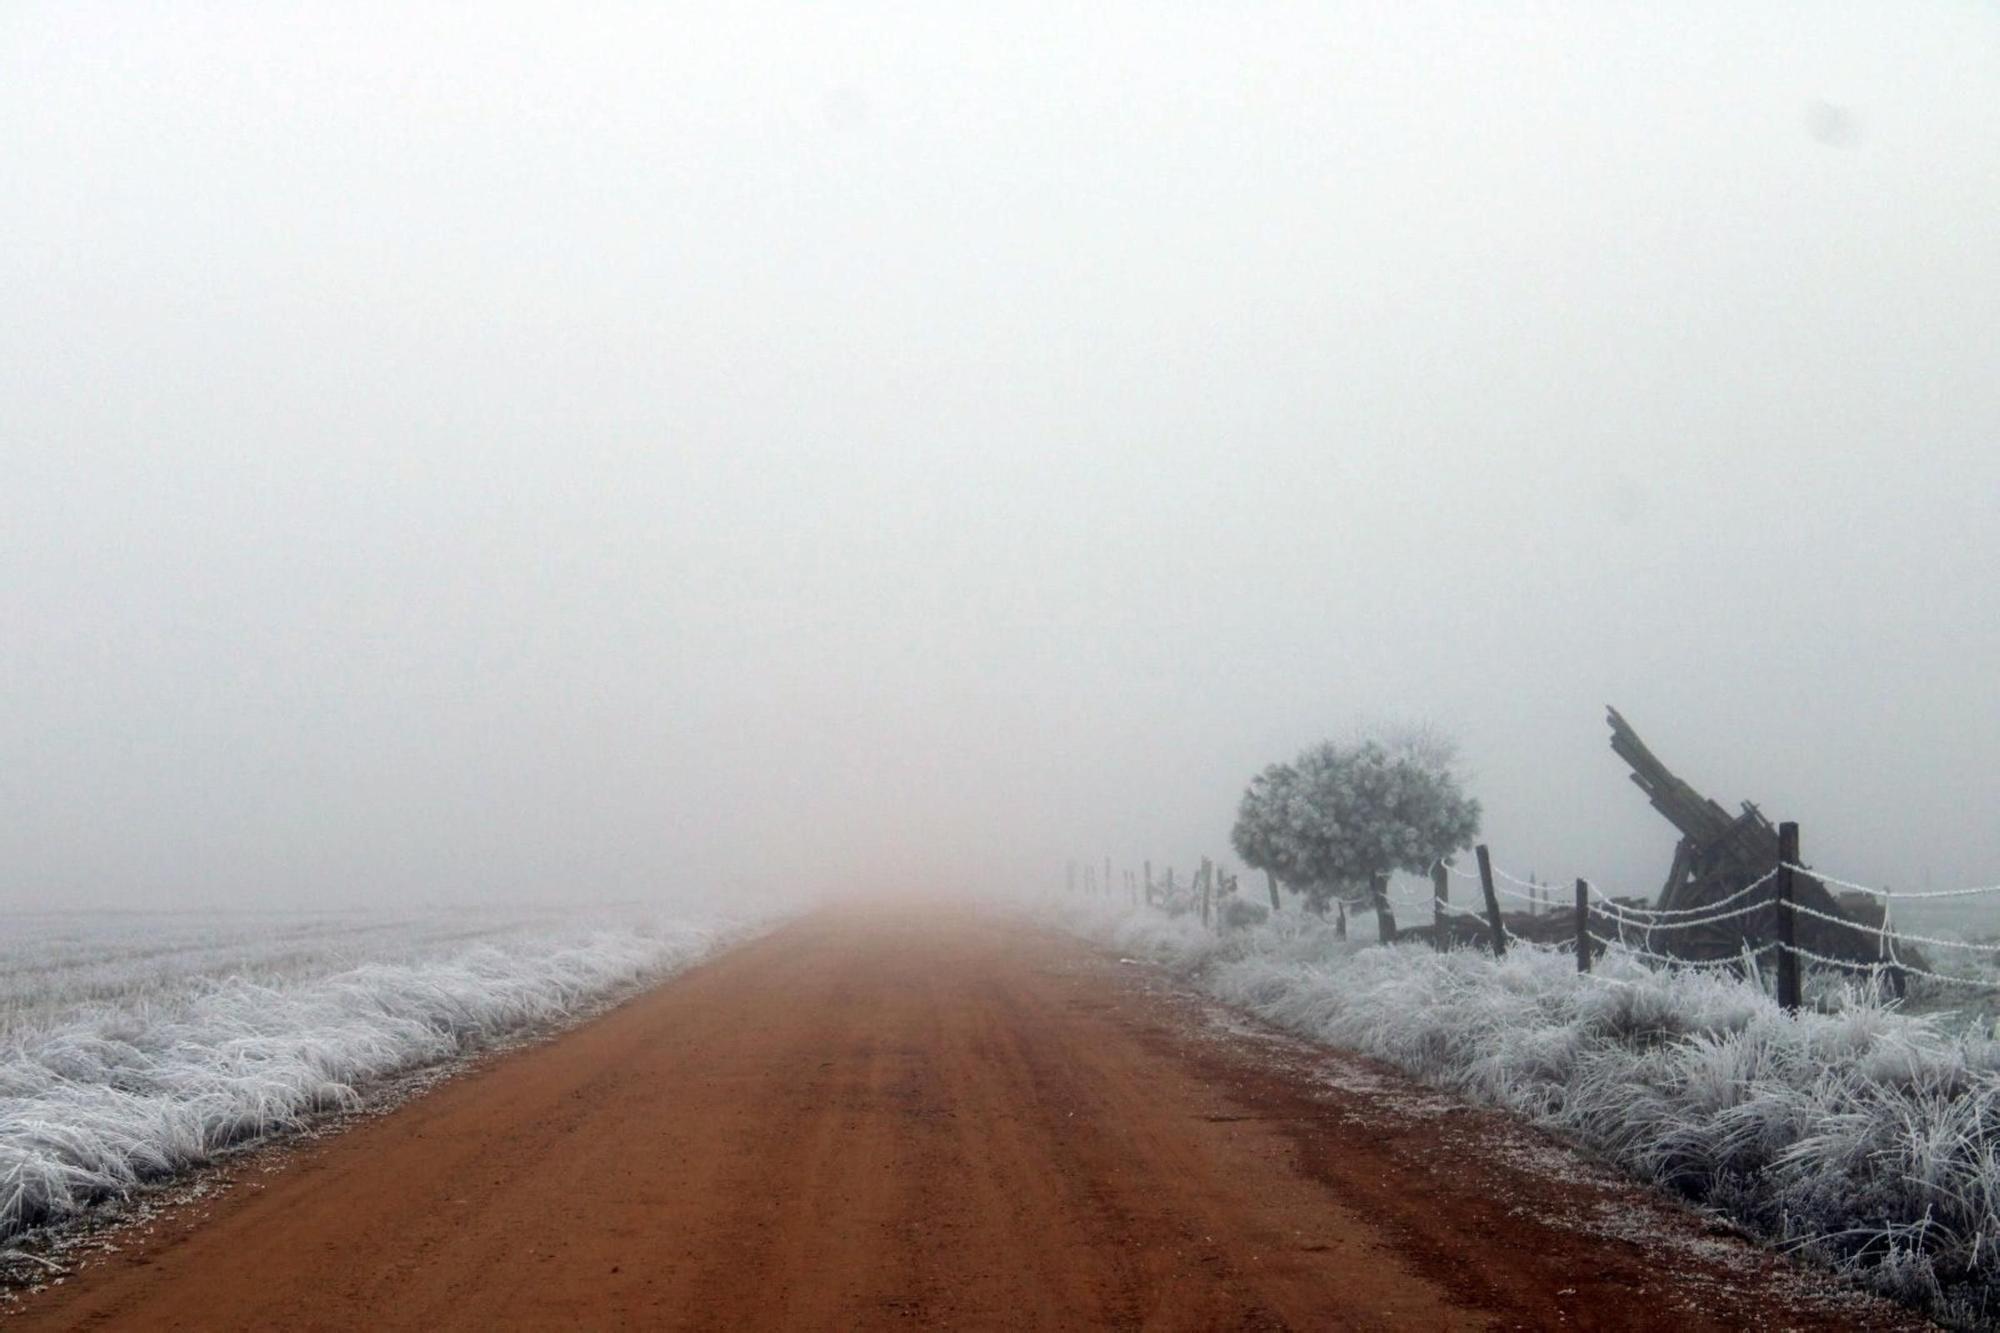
[4,2,1997,911]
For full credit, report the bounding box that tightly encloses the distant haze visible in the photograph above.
[4,3,1997,910]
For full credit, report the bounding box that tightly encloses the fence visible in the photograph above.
[1068,829,2000,1012]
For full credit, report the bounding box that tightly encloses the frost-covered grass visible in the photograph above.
[0,904,773,1242]
[1059,900,2000,1328]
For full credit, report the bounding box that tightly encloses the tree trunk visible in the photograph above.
[1371,874,1398,943]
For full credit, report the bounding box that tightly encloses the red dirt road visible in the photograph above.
[10,906,1920,1331]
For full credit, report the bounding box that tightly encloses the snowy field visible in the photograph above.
[1058,897,2000,1328]
[0,903,776,1244]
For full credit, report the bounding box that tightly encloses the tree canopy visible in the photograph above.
[1230,734,1481,912]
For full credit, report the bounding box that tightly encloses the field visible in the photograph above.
[0,903,767,1244]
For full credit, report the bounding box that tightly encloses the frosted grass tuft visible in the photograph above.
[1056,900,2000,1326]
[0,906,771,1242]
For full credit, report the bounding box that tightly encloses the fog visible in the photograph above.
[4,3,1996,911]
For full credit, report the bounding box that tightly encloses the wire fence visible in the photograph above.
[1069,844,2000,1000]
[1458,848,2000,996]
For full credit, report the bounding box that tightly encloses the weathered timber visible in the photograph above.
[1776,822,1801,1011]
[1607,707,1919,987]
[1431,862,1449,954]
[1400,903,1619,957]
[1476,844,1506,957]
[1575,879,1590,974]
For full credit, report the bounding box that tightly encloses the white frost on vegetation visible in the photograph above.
[0,907,769,1241]
[1060,900,2000,1325]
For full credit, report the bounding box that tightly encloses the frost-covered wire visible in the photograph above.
[1447,860,1577,914]
[1783,863,2000,901]
[1589,869,1778,921]
[1779,899,2000,955]
[1434,899,1489,918]
[1490,879,1560,906]
[1431,899,1527,942]
[1773,940,2000,991]
[1491,865,1577,900]
[1626,896,1776,934]
[1587,931,1776,971]
[1490,860,1780,923]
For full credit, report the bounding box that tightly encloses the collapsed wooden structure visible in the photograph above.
[1607,707,1916,982]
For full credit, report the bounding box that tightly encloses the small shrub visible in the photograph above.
[1221,899,1270,931]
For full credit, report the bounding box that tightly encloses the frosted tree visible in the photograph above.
[1230,761,1302,909]
[1230,735,1481,930]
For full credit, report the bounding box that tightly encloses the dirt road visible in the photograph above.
[10,905,1918,1331]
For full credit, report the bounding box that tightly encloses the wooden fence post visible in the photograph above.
[1144,860,1154,906]
[1776,822,1801,1012]
[1575,878,1590,973]
[1200,859,1213,929]
[1431,862,1449,952]
[1334,900,1347,939]
[1266,869,1281,912]
[1475,844,1507,957]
